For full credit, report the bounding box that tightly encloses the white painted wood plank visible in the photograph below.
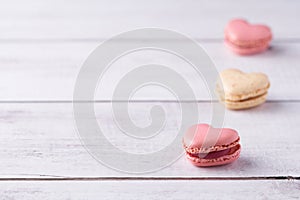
[0,180,299,199]
[0,102,299,177]
[0,0,299,39]
[0,42,298,101]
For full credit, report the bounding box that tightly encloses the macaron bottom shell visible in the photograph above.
[223,93,268,110]
[225,39,269,55]
[186,144,241,167]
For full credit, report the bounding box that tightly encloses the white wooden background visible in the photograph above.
[0,0,300,199]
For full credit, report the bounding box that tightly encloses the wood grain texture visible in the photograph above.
[0,0,299,40]
[0,180,299,199]
[0,102,299,178]
[0,42,299,101]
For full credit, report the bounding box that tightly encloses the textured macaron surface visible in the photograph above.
[217,69,270,101]
[225,19,272,43]
[186,144,241,167]
[183,124,239,153]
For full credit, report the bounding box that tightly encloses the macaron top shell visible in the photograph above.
[183,124,239,153]
[217,69,270,101]
[225,19,272,43]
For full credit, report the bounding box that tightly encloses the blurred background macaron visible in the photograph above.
[216,69,270,110]
[224,19,272,55]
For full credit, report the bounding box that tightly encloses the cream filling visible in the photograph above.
[187,144,241,163]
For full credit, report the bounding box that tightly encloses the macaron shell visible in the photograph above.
[224,93,268,110]
[225,38,270,55]
[183,124,239,152]
[217,69,270,101]
[186,144,241,167]
[225,19,272,43]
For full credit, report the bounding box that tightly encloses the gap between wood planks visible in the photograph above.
[0,38,299,43]
[0,176,298,181]
[0,100,299,103]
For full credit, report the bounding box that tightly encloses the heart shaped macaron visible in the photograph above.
[183,124,241,167]
[216,69,270,110]
[225,19,272,55]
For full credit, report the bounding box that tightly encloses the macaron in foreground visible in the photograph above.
[216,69,270,110]
[224,19,272,55]
[183,124,241,167]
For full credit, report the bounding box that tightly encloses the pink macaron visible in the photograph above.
[224,19,272,55]
[183,124,241,167]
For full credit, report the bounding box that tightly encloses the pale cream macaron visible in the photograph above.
[216,69,270,110]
